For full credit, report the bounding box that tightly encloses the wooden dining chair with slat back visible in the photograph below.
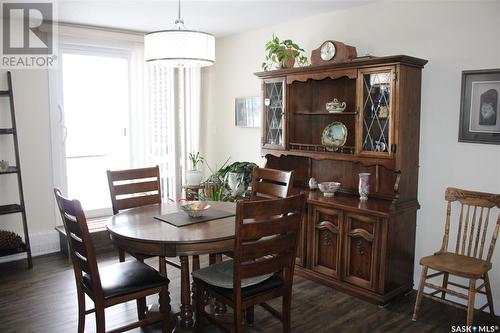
[107,166,184,318]
[107,166,182,267]
[106,166,162,262]
[250,167,294,199]
[54,188,172,333]
[413,187,500,326]
[192,193,306,333]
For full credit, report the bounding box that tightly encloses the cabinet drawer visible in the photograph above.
[343,212,380,291]
[310,206,342,278]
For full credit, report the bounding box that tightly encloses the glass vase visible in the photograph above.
[358,173,371,200]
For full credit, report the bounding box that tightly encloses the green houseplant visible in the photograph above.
[186,152,204,185]
[201,159,258,202]
[261,34,308,71]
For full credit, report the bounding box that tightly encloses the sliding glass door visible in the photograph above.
[58,46,132,216]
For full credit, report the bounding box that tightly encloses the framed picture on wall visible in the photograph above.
[234,96,261,128]
[459,69,500,144]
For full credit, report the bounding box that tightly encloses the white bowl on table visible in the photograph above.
[180,201,211,218]
[318,182,341,197]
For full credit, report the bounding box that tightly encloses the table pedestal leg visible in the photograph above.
[180,256,194,328]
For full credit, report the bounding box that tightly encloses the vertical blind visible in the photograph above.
[143,65,201,200]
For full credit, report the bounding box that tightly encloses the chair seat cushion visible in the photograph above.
[83,260,169,299]
[191,259,273,289]
[420,252,492,278]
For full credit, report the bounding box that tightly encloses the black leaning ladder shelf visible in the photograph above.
[0,71,32,268]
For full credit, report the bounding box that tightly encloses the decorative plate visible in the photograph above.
[321,122,347,149]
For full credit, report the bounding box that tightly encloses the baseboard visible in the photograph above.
[0,230,60,264]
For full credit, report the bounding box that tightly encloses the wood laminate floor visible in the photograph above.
[0,251,498,333]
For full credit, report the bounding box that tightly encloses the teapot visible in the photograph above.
[326,98,346,113]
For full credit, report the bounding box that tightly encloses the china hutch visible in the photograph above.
[254,55,427,304]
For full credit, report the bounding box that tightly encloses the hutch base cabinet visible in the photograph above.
[255,55,427,304]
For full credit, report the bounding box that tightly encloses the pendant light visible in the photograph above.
[144,0,215,67]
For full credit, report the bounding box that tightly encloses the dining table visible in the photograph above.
[106,200,236,329]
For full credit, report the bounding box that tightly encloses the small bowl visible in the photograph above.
[180,201,211,218]
[318,182,341,197]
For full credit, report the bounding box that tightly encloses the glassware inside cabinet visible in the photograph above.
[361,72,392,154]
[264,80,285,147]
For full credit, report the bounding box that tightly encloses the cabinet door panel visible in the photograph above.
[356,66,396,158]
[311,206,342,278]
[343,213,380,290]
[262,77,286,150]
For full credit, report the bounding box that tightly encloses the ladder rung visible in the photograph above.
[0,204,23,216]
[0,128,15,135]
[0,166,18,174]
[0,90,9,96]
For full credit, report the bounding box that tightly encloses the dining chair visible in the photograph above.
[192,193,306,333]
[106,166,162,216]
[54,188,172,333]
[107,166,184,316]
[412,187,500,325]
[250,167,294,199]
[106,166,182,263]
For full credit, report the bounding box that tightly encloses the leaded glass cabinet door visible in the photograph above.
[356,67,396,157]
[262,78,286,149]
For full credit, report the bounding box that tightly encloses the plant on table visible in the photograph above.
[186,152,204,185]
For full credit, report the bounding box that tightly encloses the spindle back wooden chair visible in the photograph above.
[54,188,172,333]
[413,187,500,325]
[192,194,306,333]
[250,167,294,200]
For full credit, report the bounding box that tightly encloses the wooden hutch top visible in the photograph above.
[254,54,428,209]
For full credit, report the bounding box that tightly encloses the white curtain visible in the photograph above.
[141,65,201,200]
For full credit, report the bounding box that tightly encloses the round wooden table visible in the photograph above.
[106,201,236,329]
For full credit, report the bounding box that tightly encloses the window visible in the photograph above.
[49,26,201,218]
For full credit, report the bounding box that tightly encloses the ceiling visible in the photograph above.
[57,1,373,37]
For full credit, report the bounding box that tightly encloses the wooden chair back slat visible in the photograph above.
[241,197,301,220]
[442,201,452,252]
[461,205,471,255]
[467,206,478,256]
[233,194,306,291]
[455,204,464,253]
[54,189,102,291]
[250,167,294,199]
[107,166,159,181]
[239,233,297,261]
[472,207,485,258]
[113,180,159,196]
[442,187,500,262]
[239,214,300,241]
[239,254,289,279]
[479,209,491,259]
[107,166,161,214]
[115,194,161,212]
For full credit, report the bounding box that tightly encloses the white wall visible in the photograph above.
[0,69,58,257]
[201,0,500,306]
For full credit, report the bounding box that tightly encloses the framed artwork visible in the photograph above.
[459,69,500,144]
[234,96,261,128]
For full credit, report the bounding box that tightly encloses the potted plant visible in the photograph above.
[261,34,308,71]
[186,152,204,185]
[201,159,258,201]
